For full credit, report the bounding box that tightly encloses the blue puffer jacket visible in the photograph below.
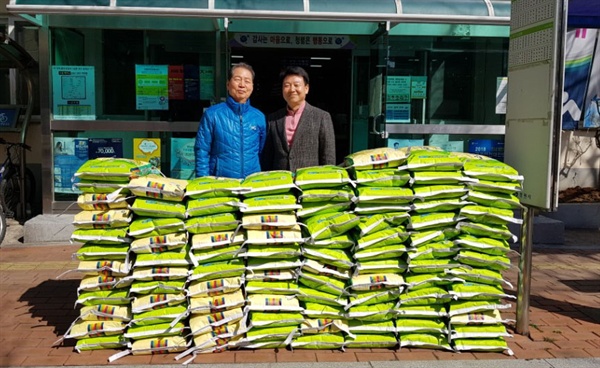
[195,95,266,179]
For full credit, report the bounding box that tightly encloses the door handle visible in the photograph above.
[370,113,389,138]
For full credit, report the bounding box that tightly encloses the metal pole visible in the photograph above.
[516,205,535,335]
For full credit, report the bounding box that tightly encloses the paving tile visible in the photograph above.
[510,346,554,360]
[548,348,594,358]
[394,350,437,360]
[315,351,358,362]
[583,348,600,358]
[434,351,477,360]
[276,350,318,362]
[190,351,236,364]
[235,351,276,363]
[20,355,69,366]
[355,352,398,362]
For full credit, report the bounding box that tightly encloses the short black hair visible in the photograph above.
[229,62,255,81]
[280,66,309,85]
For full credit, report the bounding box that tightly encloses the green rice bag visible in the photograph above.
[240,244,302,259]
[408,258,462,273]
[462,158,523,182]
[467,190,524,209]
[346,289,400,308]
[129,279,186,295]
[128,217,185,237]
[74,243,129,261]
[303,302,345,319]
[460,205,522,225]
[395,304,448,318]
[188,259,246,282]
[185,176,242,199]
[130,197,186,219]
[191,244,242,264]
[401,150,463,172]
[351,168,411,187]
[129,232,188,254]
[75,158,153,182]
[124,322,186,340]
[190,230,245,250]
[411,170,474,185]
[452,337,513,354]
[457,221,517,243]
[75,335,128,352]
[305,211,360,240]
[348,319,395,333]
[291,333,345,349]
[242,213,297,229]
[398,332,453,350]
[344,147,408,170]
[353,202,412,214]
[250,312,304,327]
[399,286,452,305]
[76,289,131,306]
[297,286,348,307]
[357,212,410,236]
[407,212,461,231]
[448,299,511,317]
[294,165,351,189]
[240,170,297,197]
[354,243,408,261]
[302,259,351,280]
[356,226,410,250]
[354,259,408,275]
[446,266,512,288]
[306,233,355,249]
[412,184,468,200]
[395,318,447,334]
[71,228,131,245]
[185,212,240,234]
[127,175,188,201]
[298,186,356,203]
[454,249,511,271]
[346,302,396,321]
[186,196,243,217]
[245,280,300,295]
[74,180,127,194]
[77,193,129,211]
[303,247,354,270]
[241,194,301,214]
[297,201,353,218]
[467,179,522,194]
[454,234,511,256]
[344,333,397,348]
[356,186,414,204]
[411,198,473,213]
[449,282,515,301]
[298,271,348,296]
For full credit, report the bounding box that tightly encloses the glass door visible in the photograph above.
[367,22,390,149]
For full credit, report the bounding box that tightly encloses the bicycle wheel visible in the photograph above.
[0,168,35,220]
[0,205,6,245]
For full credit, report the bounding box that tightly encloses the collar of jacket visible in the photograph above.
[226,95,252,115]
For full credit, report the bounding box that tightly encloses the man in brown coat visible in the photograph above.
[261,66,336,172]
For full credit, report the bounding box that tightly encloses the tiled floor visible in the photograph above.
[1,231,599,366]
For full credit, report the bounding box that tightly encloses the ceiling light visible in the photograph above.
[310,57,331,60]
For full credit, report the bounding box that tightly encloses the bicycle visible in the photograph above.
[0,138,36,244]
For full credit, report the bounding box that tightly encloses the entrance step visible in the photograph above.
[23,214,75,244]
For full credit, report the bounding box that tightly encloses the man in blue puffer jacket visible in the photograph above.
[195,62,266,179]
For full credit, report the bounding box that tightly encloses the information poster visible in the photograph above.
[386,76,411,103]
[184,65,200,101]
[51,66,96,120]
[168,65,185,101]
[410,76,427,99]
[170,138,195,180]
[53,137,88,193]
[200,66,215,101]
[135,65,169,110]
[385,104,411,123]
[88,138,123,159]
[388,138,424,149]
[133,138,161,170]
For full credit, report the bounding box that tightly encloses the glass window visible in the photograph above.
[386,36,508,126]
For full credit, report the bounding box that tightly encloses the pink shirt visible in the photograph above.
[285,102,306,148]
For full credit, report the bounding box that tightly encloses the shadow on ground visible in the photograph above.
[18,279,80,345]
[529,293,600,325]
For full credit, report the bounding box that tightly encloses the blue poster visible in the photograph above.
[170,138,195,180]
[54,137,89,194]
[468,139,505,161]
[88,138,123,159]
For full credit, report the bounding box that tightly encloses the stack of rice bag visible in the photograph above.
[344,148,411,349]
[447,154,522,354]
[180,176,247,359]
[117,174,190,359]
[236,171,304,349]
[294,166,357,350]
[64,158,150,353]
[395,148,469,351]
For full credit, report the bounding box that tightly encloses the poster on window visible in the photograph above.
[51,66,96,120]
[386,76,411,103]
[135,65,169,110]
[385,104,411,123]
[170,138,195,180]
[53,137,88,193]
[133,138,161,170]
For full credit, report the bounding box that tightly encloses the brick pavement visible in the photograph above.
[1,230,599,367]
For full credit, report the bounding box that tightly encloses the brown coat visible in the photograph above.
[262,103,336,172]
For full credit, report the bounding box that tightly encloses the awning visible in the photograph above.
[7,0,511,34]
[568,0,600,29]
